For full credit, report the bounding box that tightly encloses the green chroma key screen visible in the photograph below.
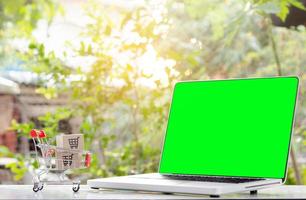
[159,77,298,179]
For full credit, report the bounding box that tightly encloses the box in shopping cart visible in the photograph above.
[56,134,84,150]
[55,149,82,170]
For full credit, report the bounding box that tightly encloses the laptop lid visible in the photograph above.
[159,77,299,181]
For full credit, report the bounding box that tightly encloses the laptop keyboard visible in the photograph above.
[166,175,265,183]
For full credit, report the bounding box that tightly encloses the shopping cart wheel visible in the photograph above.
[38,183,44,191]
[33,183,40,192]
[72,183,80,192]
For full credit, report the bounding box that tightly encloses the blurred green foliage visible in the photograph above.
[0,145,28,181]
[0,0,62,182]
[0,0,305,184]
[0,0,63,68]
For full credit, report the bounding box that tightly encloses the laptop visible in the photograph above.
[88,76,299,197]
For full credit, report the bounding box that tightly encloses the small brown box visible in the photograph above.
[55,150,81,170]
[55,134,84,169]
[56,134,84,150]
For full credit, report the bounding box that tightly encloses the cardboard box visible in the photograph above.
[55,134,84,169]
[55,150,81,170]
[56,134,84,150]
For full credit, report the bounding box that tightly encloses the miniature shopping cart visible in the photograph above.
[29,129,91,192]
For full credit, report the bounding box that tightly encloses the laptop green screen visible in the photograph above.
[159,77,298,179]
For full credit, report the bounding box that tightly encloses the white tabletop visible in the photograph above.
[0,158,17,166]
[0,185,305,199]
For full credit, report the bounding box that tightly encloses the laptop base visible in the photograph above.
[88,173,281,196]
[157,190,258,198]
[90,186,259,198]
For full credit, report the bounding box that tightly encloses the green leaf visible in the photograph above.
[38,44,45,57]
[28,43,37,49]
[35,87,58,99]
[121,12,132,28]
[276,0,290,22]
[256,2,281,14]
[0,146,14,157]
[288,0,306,10]
[104,25,112,36]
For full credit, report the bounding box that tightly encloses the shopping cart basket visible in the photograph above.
[30,129,91,192]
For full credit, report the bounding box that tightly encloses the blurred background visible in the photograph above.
[0,0,305,185]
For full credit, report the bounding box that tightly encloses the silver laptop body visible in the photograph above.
[88,77,298,197]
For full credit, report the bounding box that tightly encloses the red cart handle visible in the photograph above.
[30,129,47,138]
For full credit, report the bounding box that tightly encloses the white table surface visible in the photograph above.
[0,157,17,166]
[0,185,305,199]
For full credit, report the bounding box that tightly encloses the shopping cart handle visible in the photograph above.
[30,129,38,138]
[38,130,47,138]
[30,129,47,138]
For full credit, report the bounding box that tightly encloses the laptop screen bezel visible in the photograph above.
[158,76,299,182]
